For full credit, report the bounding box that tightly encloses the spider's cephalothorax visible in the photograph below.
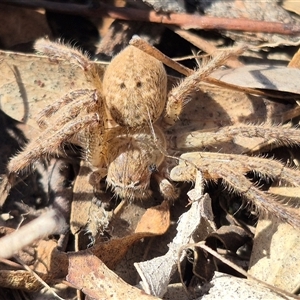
[3,38,300,227]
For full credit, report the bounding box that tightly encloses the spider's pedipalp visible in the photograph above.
[153,171,179,201]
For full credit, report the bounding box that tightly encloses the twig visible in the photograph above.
[0,257,22,269]
[0,208,67,259]
[14,256,65,300]
[130,36,293,101]
[130,36,192,76]
[169,26,244,69]
[1,0,300,35]
[199,243,300,300]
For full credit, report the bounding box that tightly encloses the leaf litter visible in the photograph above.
[0,1,300,300]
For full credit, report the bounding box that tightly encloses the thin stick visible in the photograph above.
[1,0,300,35]
[130,36,296,101]
[199,243,300,300]
[113,199,127,218]
[0,209,67,259]
[169,26,244,69]
[14,256,65,300]
[130,36,192,76]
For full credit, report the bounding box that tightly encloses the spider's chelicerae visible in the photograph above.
[2,37,300,228]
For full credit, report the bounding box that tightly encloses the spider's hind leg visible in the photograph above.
[174,123,300,152]
[170,152,300,228]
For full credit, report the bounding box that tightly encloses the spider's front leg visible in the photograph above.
[1,88,104,202]
[0,116,100,207]
[7,115,100,181]
[170,152,300,227]
[163,48,244,126]
[36,89,98,128]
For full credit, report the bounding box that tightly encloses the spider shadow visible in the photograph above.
[167,82,292,154]
[0,110,50,223]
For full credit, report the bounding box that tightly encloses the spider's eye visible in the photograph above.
[120,83,126,89]
[148,164,157,173]
[136,81,142,88]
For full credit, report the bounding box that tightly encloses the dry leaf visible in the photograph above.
[206,225,251,253]
[282,0,300,16]
[32,240,68,279]
[248,214,300,292]
[0,239,68,291]
[135,199,170,235]
[89,200,172,270]
[0,50,104,123]
[163,283,191,300]
[199,0,300,46]
[78,198,172,270]
[200,271,293,300]
[90,234,147,269]
[135,193,215,298]
[0,270,43,292]
[67,252,158,299]
[212,65,300,94]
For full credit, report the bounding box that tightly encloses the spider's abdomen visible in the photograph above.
[103,45,167,128]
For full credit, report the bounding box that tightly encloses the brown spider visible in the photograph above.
[1,37,300,229]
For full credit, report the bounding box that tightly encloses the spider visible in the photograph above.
[1,37,300,229]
